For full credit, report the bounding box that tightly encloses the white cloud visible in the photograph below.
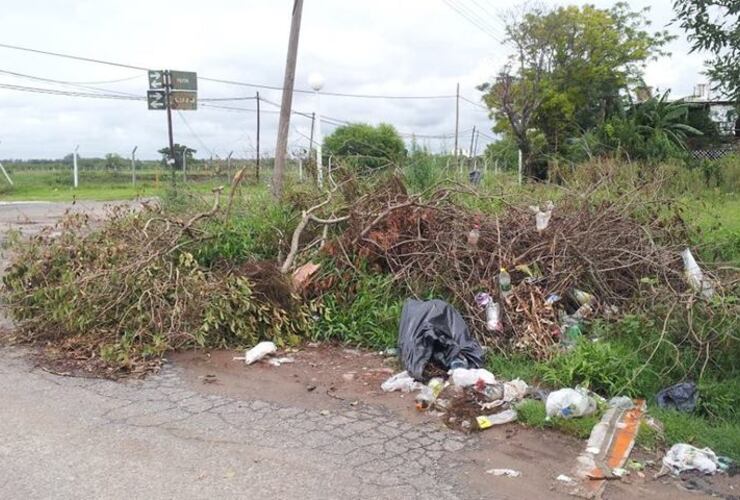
[0,0,711,160]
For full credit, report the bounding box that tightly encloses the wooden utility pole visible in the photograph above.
[164,70,176,190]
[272,0,304,198]
[256,91,261,181]
[468,126,476,172]
[454,82,460,168]
[131,146,138,186]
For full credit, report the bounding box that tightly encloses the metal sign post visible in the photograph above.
[147,69,198,190]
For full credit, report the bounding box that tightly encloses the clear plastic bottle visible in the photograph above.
[467,224,480,247]
[498,268,512,298]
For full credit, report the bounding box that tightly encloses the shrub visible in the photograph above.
[323,123,406,171]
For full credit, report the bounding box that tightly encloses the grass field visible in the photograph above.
[0,168,239,202]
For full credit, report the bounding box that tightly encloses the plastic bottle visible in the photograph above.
[415,386,436,410]
[485,301,502,332]
[572,289,594,306]
[498,268,512,299]
[467,224,480,247]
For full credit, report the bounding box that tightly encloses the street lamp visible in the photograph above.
[308,72,324,189]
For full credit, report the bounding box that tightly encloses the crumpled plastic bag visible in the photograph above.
[656,381,697,412]
[546,387,597,419]
[662,443,719,475]
[381,371,423,393]
[398,299,484,380]
[449,367,496,387]
[503,379,529,402]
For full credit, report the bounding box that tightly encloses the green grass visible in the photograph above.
[516,399,600,439]
[0,169,231,202]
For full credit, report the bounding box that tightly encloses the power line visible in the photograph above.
[0,68,140,97]
[0,42,148,71]
[0,82,143,100]
[460,95,489,111]
[441,0,503,43]
[0,42,457,100]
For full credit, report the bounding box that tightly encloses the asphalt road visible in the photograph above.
[0,200,708,499]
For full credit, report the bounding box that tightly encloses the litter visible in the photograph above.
[546,388,597,419]
[572,289,594,306]
[476,409,518,429]
[398,299,484,380]
[503,379,528,402]
[530,201,554,232]
[267,356,295,367]
[449,367,496,387]
[292,261,321,291]
[475,292,502,332]
[662,443,719,475]
[415,377,445,410]
[381,371,423,393]
[576,400,644,487]
[607,396,634,410]
[234,341,277,365]
[656,381,698,412]
[467,224,481,247]
[681,248,714,299]
[498,268,512,299]
[556,474,575,483]
[486,468,521,477]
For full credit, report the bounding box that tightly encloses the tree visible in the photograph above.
[323,123,406,171]
[673,0,740,102]
[157,144,196,170]
[104,153,126,170]
[479,2,672,178]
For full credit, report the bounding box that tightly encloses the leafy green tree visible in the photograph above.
[479,2,673,178]
[323,123,406,170]
[158,144,196,170]
[594,91,702,162]
[673,0,740,102]
[104,153,126,170]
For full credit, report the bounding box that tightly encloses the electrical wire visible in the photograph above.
[441,0,503,42]
[0,82,143,100]
[0,43,457,100]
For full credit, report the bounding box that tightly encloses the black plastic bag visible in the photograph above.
[656,381,698,412]
[398,299,484,380]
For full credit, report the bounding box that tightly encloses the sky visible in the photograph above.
[0,0,710,160]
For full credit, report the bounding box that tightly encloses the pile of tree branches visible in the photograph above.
[289,175,733,360]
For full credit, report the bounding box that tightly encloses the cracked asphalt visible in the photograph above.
[0,347,474,499]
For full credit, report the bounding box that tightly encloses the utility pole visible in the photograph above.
[468,126,476,173]
[227,151,234,178]
[473,130,480,170]
[272,0,304,198]
[182,148,187,182]
[256,91,261,181]
[518,149,523,186]
[131,145,138,186]
[454,82,460,169]
[73,145,79,188]
[164,70,176,190]
[308,112,315,183]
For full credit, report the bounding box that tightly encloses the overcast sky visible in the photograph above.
[0,0,708,160]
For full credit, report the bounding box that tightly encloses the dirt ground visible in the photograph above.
[171,344,737,499]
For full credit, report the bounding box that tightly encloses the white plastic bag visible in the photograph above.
[449,367,497,387]
[546,387,597,419]
[681,248,714,299]
[477,408,518,429]
[530,201,554,232]
[503,379,528,402]
[663,443,719,475]
[234,341,277,365]
[381,371,423,393]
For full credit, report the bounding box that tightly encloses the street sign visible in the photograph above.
[147,90,166,110]
[148,70,165,89]
[169,90,198,110]
[170,70,198,91]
